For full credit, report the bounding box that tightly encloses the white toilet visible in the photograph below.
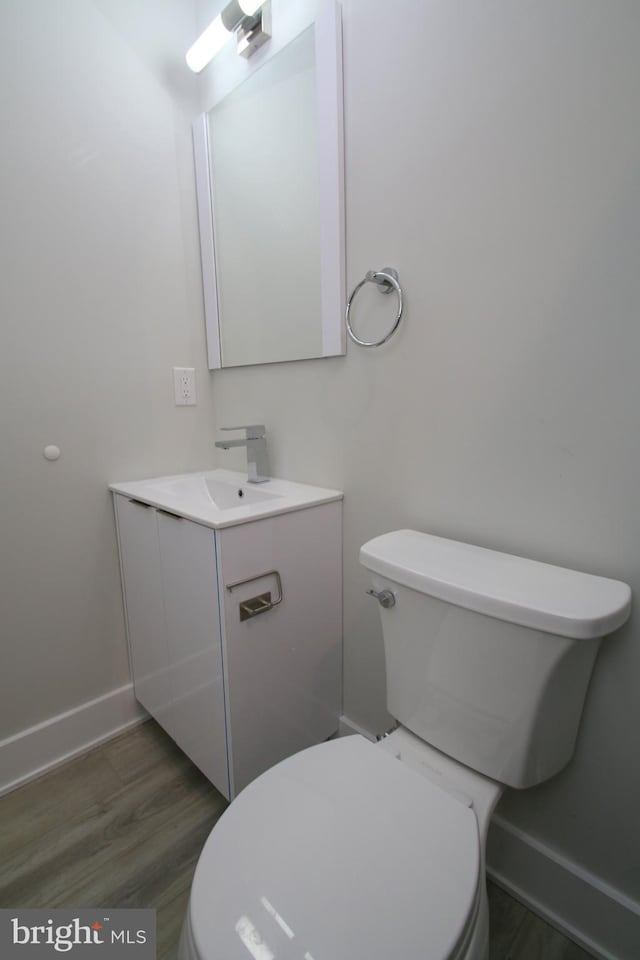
[178,530,631,960]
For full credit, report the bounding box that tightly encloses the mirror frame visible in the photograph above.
[192,1,345,370]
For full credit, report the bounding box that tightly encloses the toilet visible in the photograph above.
[178,530,631,960]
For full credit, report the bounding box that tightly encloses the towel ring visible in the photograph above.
[346,267,404,347]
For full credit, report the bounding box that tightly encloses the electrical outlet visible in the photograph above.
[173,367,197,406]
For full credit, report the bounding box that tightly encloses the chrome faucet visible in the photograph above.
[215,424,270,483]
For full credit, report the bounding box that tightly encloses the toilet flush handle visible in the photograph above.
[366,588,396,609]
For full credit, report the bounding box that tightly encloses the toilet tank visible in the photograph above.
[361,531,631,788]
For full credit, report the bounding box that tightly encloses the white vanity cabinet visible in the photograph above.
[113,491,342,800]
[114,496,229,794]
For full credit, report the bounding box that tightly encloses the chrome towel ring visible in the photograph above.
[345,267,404,347]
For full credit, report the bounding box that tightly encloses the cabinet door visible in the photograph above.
[113,496,173,728]
[157,512,229,797]
[218,502,342,796]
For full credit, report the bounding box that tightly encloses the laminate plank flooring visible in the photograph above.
[487,884,595,960]
[0,721,596,960]
[0,721,225,960]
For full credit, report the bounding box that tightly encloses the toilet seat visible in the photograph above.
[188,735,480,960]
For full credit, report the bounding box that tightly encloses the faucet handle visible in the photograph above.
[220,424,266,439]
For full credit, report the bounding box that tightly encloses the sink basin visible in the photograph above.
[205,476,279,508]
[109,469,342,529]
[147,474,280,509]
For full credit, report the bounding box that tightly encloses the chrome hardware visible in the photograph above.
[366,267,399,293]
[236,0,272,59]
[366,588,396,609]
[220,423,266,439]
[226,569,283,621]
[215,424,270,483]
[376,723,400,741]
[239,591,273,621]
[346,267,404,347]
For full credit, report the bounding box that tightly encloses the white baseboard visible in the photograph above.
[0,684,148,798]
[337,714,377,741]
[487,813,640,960]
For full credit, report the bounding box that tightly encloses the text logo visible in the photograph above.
[0,910,155,958]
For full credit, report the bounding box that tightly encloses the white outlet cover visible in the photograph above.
[173,367,197,406]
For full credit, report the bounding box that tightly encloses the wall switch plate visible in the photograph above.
[173,367,197,406]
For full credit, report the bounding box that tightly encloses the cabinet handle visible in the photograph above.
[226,570,283,622]
[156,508,183,520]
[239,592,274,621]
[127,500,183,520]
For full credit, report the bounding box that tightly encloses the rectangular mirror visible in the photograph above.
[193,2,345,369]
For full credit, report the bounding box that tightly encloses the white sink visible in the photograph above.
[146,474,279,509]
[109,469,342,529]
[204,475,280,508]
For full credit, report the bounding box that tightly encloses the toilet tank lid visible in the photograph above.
[360,531,631,640]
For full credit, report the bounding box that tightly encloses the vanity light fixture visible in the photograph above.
[186,0,271,72]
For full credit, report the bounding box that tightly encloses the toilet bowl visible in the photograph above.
[178,530,631,960]
[179,732,499,960]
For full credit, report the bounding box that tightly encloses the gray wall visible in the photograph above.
[1,0,638,949]
[0,0,214,737]
[207,0,640,916]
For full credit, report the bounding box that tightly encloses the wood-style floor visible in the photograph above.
[0,720,595,960]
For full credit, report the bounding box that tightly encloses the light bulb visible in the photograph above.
[185,14,232,73]
[238,0,264,15]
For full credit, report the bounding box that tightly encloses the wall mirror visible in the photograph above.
[193,2,345,369]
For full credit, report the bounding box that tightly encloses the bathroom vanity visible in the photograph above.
[110,470,342,800]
